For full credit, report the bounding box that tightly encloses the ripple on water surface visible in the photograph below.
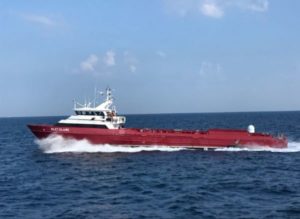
[1,113,300,218]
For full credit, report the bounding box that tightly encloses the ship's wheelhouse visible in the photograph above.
[57,88,126,129]
[75,111,105,117]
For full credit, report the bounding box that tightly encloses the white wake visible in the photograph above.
[214,142,300,153]
[35,135,300,154]
[36,135,186,154]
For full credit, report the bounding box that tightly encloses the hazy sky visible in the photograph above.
[1,0,300,117]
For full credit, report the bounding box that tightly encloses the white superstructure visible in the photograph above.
[57,88,126,129]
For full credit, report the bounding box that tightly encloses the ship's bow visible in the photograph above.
[27,124,52,139]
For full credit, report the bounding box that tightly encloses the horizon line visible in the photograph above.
[1,109,299,119]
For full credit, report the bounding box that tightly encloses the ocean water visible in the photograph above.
[1,112,300,219]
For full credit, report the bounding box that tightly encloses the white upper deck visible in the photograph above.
[57,88,126,129]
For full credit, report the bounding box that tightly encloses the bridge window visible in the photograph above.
[94,112,105,117]
[75,111,83,115]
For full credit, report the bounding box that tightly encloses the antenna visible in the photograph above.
[94,86,96,107]
[106,87,111,101]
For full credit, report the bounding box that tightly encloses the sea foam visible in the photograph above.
[36,135,186,154]
[36,135,300,154]
[214,141,300,153]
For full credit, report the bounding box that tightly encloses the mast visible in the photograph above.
[106,87,112,102]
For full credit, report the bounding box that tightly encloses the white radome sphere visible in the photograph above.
[248,125,255,133]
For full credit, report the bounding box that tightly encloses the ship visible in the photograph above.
[28,88,287,149]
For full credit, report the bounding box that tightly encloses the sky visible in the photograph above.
[0,0,300,117]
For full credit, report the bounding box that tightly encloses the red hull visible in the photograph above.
[27,124,287,149]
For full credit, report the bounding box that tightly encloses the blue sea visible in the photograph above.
[1,112,300,219]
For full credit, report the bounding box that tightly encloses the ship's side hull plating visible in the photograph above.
[27,124,287,149]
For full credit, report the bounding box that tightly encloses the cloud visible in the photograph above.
[200,1,224,18]
[129,65,137,73]
[80,54,99,72]
[103,50,116,67]
[164,0,269,18]
[79,51,138,75]
[124,51,138,73]
[164,0,196,17]
[157,50,167,58]
[22,14,56,26]
[244,0,269,12]
[199,61,222,78]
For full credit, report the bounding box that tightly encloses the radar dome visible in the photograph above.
[248,125,255,133]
